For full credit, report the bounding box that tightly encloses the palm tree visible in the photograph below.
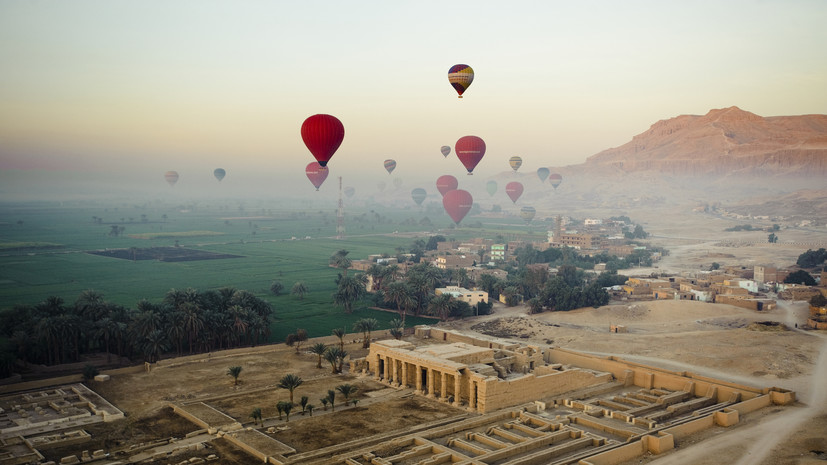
[270,281,284,296]
[326,390,336,412]
[227,366,242,385]
[142,330,169,363]
[353,318,379,349]
[384,282,415,327]
[95,318,119,363]
[276,401,287,420]
[277,374,303,404]
[281,401,294,421]
[299,396,309,415]
[336,384,358,406]
[324,346,347,374]
[306,404,314,416]
[333,274,367,314]
[291,282,308,300]
[250,407,262,426]
[320,397,329,411]
[35,317,60,365]
[331,328,345,351]
[309,342,328,369]
[428,293,455,321]
[388,318,404,340]
[180,303,204,354]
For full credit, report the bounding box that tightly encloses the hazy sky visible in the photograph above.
[1,0,826,199]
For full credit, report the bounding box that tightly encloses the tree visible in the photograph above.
[250,407,262,426]
[353,318,379,349]
[270,281,284,296]
[809,293,827,308]
[331,328,345,351]
[784,270,816,286]
[276,401,288,420]
[285,328,308,353]
[291,282,308,300]
[227,366,242,385]
[326,389,336,412]
[277,374,303,404]
[281,401,293,421]
[320,397,329,411]
[428,294,455,321]
[384,282,415,327]
[330,249,352,277]
[336,384,358,406]
[768,233,778,243]
[299,395,309,415]
[527,297,544,314]
[309,342,328,369]
[334,274,367,314]
[388,318,404,340]
[324,346,347,374]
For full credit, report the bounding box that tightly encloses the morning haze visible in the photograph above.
[0,1,826,465]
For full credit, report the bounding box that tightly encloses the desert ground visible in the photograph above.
[28,202,827,464]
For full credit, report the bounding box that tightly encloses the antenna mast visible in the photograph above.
[336,176,345,239]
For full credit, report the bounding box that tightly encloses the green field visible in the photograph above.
[0,199,537,340]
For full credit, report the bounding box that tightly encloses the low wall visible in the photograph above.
[478,369,612,413]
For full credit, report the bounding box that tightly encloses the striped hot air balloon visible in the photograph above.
[447,64,474,98]
[384,159,397,174]
[509,156,522,172]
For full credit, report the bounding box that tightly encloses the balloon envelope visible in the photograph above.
[520,206,536,223]
[384,159,396,174]
[455,135,486,174]
[440,146,451,158]
[344,186,355,198]
[213,168,226,182]
[305,162,329,191]
[505,181,524,203]
[411,188,427,205]
[486,180,497,196]
[549,173,563,189]
[164,171,179,186]
[537,167,550,183]
[448,64,474,98]
[436,175,458,196]
[443,189,473,224]
[301,114,344,167]
[509,156,522,172]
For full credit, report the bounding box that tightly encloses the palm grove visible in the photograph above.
[0,236,628,378]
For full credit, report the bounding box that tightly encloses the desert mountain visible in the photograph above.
[579,106,827,177]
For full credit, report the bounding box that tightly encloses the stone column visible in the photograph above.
[383,356,391,383]
[401,361,408,388]
[415,365,423,393]
[469,380,477,412]
[373,353,382,381]
[440,370,448,401]
[453,371,462,407]
[427,369,435,398]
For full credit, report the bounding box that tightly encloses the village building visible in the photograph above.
[434,286,489,306]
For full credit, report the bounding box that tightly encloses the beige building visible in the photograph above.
[435,254,476,270]
[435,286,489,305]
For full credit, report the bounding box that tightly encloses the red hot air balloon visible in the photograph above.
[305,162,329,191]
[443,189,473,224]
[436,175,458,196]
[505,181,524,204]
[455,135,486,175]
[301,114,344,167]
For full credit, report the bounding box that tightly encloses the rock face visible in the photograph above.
[583,106,827,177]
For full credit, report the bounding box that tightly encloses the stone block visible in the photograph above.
[59,455,80,465]
[93,374,110,382]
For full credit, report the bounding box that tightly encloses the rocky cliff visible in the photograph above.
[582,106,827,177]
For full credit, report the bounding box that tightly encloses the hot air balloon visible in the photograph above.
[411,188,427,206]
[443,189,473,224]
[213,168,226,182]
[486,180,497,196]
[384,159,396,174]
[537,167,550,183]
[436,175,458,196]
[344,186,355,198]
[440,146,451,158]
[301,114,344,167]
[505,181,524,204]
[377,182,387,192]
[509,156,522,172]
[549,173,563,189]
[520,206,536,224]
[305,162,329,191]
[164,171,179,186]
[447,64,474,98]
[455,135,486,175]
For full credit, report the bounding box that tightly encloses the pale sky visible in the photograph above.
[1,0,825,200]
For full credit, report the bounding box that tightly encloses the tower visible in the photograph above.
[336,176,345,239]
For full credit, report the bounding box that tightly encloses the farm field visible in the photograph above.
[0,199,533,341]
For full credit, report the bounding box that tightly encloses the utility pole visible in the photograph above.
[336,176,345,240]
